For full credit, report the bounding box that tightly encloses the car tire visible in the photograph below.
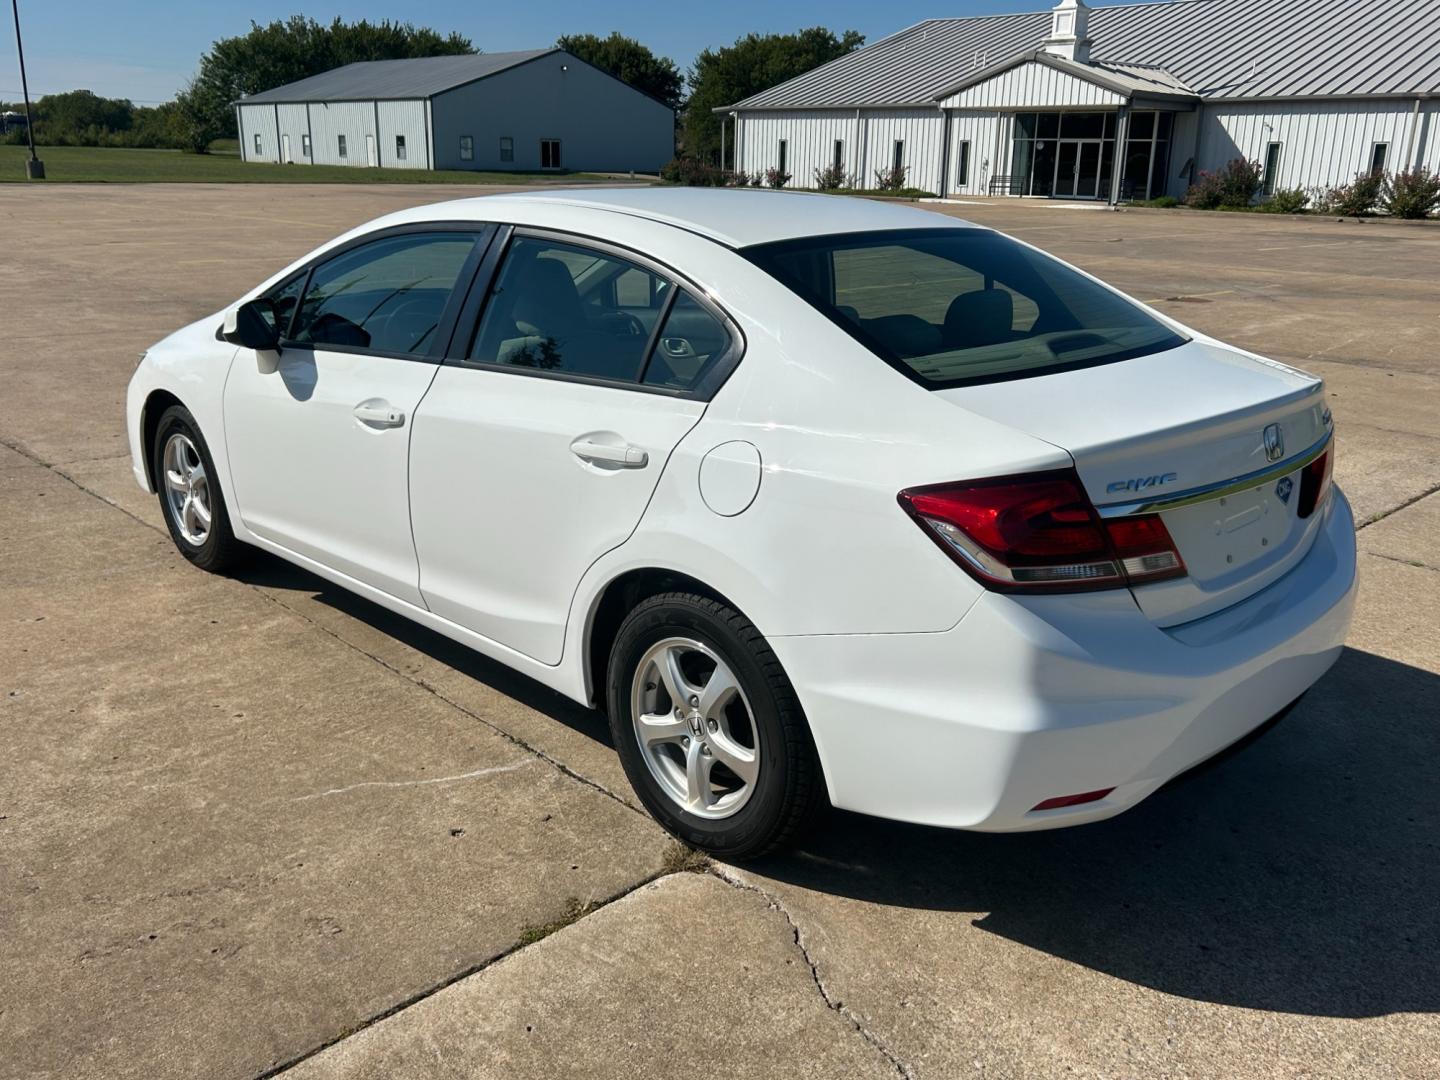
[606,592,825,859]
[152,404,246,573]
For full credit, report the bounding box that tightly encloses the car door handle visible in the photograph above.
[570,438,648,469]
[353,401,405,428]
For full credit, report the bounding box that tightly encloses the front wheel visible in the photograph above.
[606,592,825,859]
[152,404,246,573]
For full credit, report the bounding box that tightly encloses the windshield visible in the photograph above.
[743,228,1187,387]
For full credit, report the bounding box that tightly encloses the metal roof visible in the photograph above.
[240,49,557,104]
[728,0,1440,109]
[934,49,1199,102]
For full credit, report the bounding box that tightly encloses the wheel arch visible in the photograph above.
[582,566,755,712]
[140,388,187,490]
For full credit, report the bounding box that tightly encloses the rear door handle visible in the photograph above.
[353,401,405,428]
[570,438,648,469]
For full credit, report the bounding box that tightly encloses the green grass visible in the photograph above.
[0,144,614,185]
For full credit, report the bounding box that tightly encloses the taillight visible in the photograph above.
[897,470,1186,593]
[1297,449,1332,519]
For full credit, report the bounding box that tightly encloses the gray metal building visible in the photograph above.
[721,0,1440,202]
[236,49,674,173]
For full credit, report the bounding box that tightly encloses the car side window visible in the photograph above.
[641,291,732,391]
[290,232,477,356]
[469,237,668,383]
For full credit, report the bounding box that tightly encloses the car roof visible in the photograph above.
[405,187,975,249]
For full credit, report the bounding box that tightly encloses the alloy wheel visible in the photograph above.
[162,432,212,546]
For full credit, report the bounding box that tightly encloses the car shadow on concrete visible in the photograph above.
[752,647,1439,1020]
[234,553,1435,1018]
[234,552,614,750]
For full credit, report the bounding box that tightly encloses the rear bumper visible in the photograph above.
[772,487,1357,831]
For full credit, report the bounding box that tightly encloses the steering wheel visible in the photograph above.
[598,310,647,337]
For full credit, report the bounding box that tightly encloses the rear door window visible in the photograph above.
[745,228,1186,386]
[291,232,478,356]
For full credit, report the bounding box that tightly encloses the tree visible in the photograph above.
[556,32,684,111]
[684,27,864,164]
[177,16,473,151]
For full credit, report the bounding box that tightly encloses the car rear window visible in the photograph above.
[743,228,1187,387]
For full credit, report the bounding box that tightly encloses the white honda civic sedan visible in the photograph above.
[127,189,1356,857]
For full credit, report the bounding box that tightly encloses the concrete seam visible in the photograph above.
[708,865,916,1080]
[251,870,672,1080]
[1355,480,1440,529]
[1360,549,1440,574]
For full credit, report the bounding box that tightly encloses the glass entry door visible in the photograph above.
[1054,139,1102,198]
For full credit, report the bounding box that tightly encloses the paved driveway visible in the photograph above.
[2,185,1436,1079]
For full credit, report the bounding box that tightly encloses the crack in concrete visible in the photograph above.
[251,870,672,1080]
[288,759,534,802]
[1361,550,1440,575]
[708,864,917,1080]
[1356,481,1440,530]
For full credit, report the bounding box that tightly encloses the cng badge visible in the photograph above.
[1275,475,1294,504]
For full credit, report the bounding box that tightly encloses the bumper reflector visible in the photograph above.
[1031,788,1115,812]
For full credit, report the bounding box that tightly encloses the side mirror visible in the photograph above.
[221,299,281,352]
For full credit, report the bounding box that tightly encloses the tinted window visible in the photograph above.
[470,237,668,382]
[745,228,1186,387]
[643,292,731,391]
[263,274,307,336]
[291,232,476,355]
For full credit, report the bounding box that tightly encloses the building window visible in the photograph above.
[1370,142,1388,176]
[253,133,262,155]
[778,140,788,176]
[301,133,311,158]
[893,140,905,171]
[460,135,474,161]
[395,135,407,161]
[500,136,514,163]
[338,134,347,158]
[1263,141,1282,196]
[833,139,844,170]
[956,140,971,187]
[540,139,562,169]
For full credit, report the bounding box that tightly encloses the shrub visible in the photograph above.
[1326,171,1384,216]
[1184,170,1225,209]
[1380,168,1440,219]
[813,162,849,190]
[1259,187,1310,214]
[873,164,908,192]
[764,166,791,189]
[660,156,733,187]
[1141,195,1180,208]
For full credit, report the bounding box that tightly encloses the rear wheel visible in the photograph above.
[152,404,246,573]
[606,592,824,859]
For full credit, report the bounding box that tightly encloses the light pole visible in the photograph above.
[10,0,43,178]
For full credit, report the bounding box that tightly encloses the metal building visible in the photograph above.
[236,49,674,173]
[721,0,1440,202]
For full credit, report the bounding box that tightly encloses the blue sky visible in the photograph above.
[1,0,1154,104]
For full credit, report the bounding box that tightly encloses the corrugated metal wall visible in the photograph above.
[429,52,673,172]
[377,100,430,169]
[276,104,309,163]
[1199,100,1436,191]
[735,110,858,184]
[237,104,279,163]
[946,111,1005,195]
[938,65,1125,110]
[306,101,377,167]
[863,109,946,192]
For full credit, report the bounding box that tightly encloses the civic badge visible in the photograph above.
[1275,476,1294,504]
[1263,423,1285,462]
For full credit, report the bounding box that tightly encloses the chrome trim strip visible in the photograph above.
[1095,430,1333,518]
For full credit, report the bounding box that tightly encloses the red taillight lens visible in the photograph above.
[1297,449,1332,519]
[1032,788,1115,811]
[898,470,1186,593]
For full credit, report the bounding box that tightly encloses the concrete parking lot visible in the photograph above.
[2,184,1437,1080]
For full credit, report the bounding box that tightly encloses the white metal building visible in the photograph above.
[721,0,1440,202]
[236,49,674,173]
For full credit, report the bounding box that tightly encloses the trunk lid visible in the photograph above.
[936,340,1333,625]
